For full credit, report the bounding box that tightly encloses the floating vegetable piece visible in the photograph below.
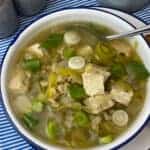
[82,71,105,96]
[32,101,43,112]
[111,63,126,79]
[68,83,86,100]
[46,120,59,139]
[63,47,75,59]
[84,94,114,114]
[68,56,85,70]
[46,87,56,98]
[23,59,41,72]
[14,95,32,114]
[64,31,80,45]
[9,70,27,93]
[74,111,89,127]
[41,33,63,49]
[78,45,93,58]
[111,81,133,106]
[22,113,38,130]
[48,72,57,87]
[58,68,75,76]
[126,61,149,80]
[46,72,58,98]
[110,40,132,57]
[94,41,116,65]
[27,43,44,58]
[112,110,129,127]
[99,135,113,144]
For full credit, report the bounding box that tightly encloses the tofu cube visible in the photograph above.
[82,72,105,96]
[9,71,27,93]
[111,86,133,106]
[84,94,114,114]
[85,64,110,81]
[28,43,44,58]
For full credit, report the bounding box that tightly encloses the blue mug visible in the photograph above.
[0,0,18,39]
[14,0,46,16]
[99,0,150,12]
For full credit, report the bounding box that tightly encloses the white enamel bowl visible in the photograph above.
[1,8,150,150]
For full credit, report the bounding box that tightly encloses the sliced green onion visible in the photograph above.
[99,135,113,144]
[63,47,75,59]
[41,33,63,49]
[46,120,58,139]
[22,113,38,130]
[126,61,149,80]
[23,59,41,72]
[68,83,86,100]
[74,111,89,127]
[111,63,126,79]
[32,101,43,113]
[94,41,116,65]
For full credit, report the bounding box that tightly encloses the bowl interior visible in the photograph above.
[1,9,150,150]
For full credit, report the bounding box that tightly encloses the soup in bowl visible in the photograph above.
[1,9,150,150]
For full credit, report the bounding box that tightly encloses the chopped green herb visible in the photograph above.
[99,135,113,144]
[23,59,41,72]
[46,120,58,139]
[22,113,38,130]
[41,33,63,49]
[126,61,149,80]
[32,101,43,112]
[63,47,75,59]
[95,41,116,65]
[74,111,89,127]
[111,63,126,79]
[68,83,86,100]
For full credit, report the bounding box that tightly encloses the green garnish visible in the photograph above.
[46,120,59,139]
[94,41,116,65]
[126,61,149,80]
[32,101,43,113]
[74,111,89,127]
[115,80,133,92]
[41,33,63,49]
[23,59,41,72]
[22,113,38,130]
[99,135,113,144]
[68,83,86,100]
[111,63,126,79]
[63,47,75,59]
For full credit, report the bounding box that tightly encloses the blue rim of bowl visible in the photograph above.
[0,7,150,150]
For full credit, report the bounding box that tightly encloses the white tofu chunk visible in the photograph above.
[110,40,132,57]
[111,85,133,106]
[82,64,110,96]
[85,64,110,81]
[28,43,44,58]
[84,94,114,114]
[82,72,105,96]
[9,71,27,93]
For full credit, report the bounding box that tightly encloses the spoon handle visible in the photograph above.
[106,24,150,40]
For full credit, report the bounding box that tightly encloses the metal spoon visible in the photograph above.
[106,24,150,40]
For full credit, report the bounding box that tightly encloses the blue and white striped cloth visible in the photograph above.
[0,0,150,149]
